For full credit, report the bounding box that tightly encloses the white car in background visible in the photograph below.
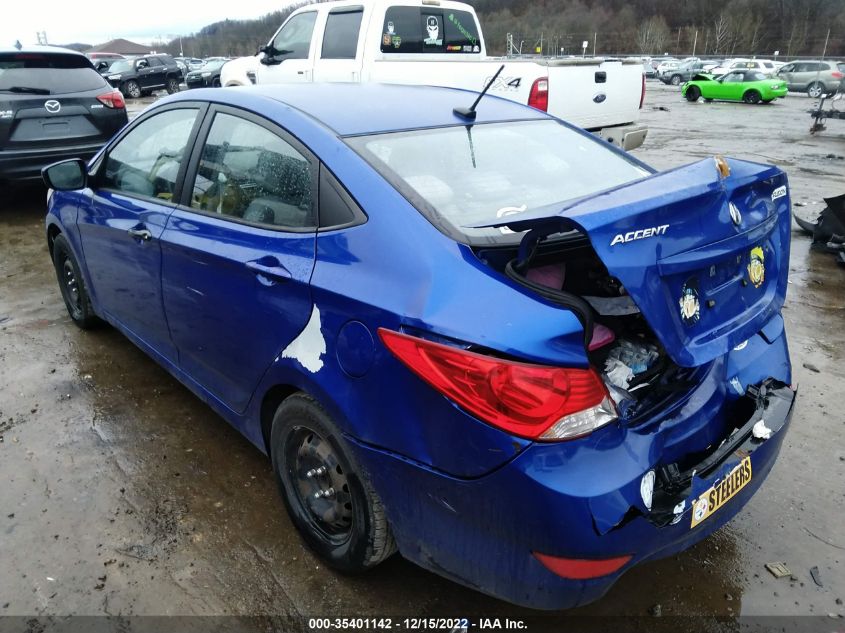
[710,59,777,76]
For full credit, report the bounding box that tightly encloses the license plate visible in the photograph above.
[690,456,752,528]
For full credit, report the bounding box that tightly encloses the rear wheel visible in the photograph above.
[166,77,180,94]
[685,86,701,102]
[123,80,141,99]
[670,74,682,86]
[270,393,396,573]
[807,82,824,98]
[52,234,98,329]
[743,90,761,104]
[212,77,221,88]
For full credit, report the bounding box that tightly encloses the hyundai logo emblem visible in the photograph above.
[729,202,742,226]
[593,93,607,104]
[44,100,61,114]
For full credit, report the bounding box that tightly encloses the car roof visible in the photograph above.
[171,83,550,136]
[0,45,88,57]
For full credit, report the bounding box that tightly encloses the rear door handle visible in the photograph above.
[127,228,152,241]
[246,259,292,282]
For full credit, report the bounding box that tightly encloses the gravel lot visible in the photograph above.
[1,80,843,630]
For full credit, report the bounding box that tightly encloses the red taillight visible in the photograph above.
[378,329,615,440]
[533,552,632,579]
[97,89,125,109]
[832,71,844,79]
[639,73,646,109]
[528,77,549,112]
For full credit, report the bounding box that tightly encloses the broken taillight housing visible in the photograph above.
[378,329,617,440]
[528,77,549,112]
[97,89,126,109]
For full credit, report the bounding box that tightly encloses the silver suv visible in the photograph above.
[776,60,845,97]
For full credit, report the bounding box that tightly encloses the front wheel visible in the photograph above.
[52,234,99,329]
[743,90,761,104]
[270,393,396,573]
[123,80,141,99]
[166,77,180,94]
[685,86,701,102]
[807,82,824,98]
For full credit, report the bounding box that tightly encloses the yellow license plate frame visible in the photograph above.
[690,456,752,529]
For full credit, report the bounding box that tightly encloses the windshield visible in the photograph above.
[347,120,650,243]
[108,60,134,73]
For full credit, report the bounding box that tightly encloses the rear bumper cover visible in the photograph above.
[0,143,104,181]
[351,327,794,609]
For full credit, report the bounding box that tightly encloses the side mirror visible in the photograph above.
[42,159,87,191]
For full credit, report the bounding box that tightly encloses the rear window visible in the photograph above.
[380,7,481,54]
[346,120,649,242]
[0,53,106,94]
[748,71,767,81]
[322,8,364,59]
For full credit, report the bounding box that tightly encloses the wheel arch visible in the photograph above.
[259,383,304,455]
[47,222,62,258]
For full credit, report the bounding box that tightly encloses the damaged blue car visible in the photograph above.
[43,83,795,609]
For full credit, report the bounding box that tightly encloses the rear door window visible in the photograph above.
[321,8,364,59]
[0,53,106,94]
[380,7,481,54]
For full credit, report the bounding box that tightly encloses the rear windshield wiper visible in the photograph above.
[0,86,51,94]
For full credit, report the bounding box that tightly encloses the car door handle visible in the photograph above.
[245,259,292,282]
[127,228,152,241]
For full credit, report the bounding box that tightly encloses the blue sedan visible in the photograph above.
[42,83,795,609]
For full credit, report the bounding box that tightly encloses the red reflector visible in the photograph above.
[378,329,608,439]
[533,552,632,579]
[528,77,549,112]
[97,89,125,109]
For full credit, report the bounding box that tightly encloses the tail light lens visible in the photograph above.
[639,73,646,109]
[832,71,844,79]
[378,329,616,440]
[97,89,126,109]
[533,552,632,579]
[528,77,549,111]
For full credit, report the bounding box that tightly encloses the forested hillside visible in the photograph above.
[157,0,844,59]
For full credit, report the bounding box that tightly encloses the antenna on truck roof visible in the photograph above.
[453,63,505,121]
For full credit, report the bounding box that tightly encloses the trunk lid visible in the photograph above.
[474,157,791,367]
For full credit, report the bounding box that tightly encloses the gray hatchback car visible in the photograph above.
[776,60,845,97]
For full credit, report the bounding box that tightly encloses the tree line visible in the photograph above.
[153,0,844,59]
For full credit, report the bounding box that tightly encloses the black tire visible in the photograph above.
[670,74,682,86]
[166,77,180,94]
[685,85,701,102]
[704,98,713,102]
[807,82,824,98]
[52,234,99,329]
[211,77,221,88]
[123,80,141,99]
[270,393,396,573]
[743,89,761,104]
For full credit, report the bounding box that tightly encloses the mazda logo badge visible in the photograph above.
[729,202,742,226]
[44,100,61,114]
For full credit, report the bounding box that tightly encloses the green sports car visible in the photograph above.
[682,70,788,104]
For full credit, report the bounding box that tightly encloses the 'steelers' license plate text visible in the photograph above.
[690,456,752,528]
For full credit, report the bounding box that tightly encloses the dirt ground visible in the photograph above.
[1,81,844,630]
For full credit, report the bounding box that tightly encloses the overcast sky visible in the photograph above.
[3,0,296,48]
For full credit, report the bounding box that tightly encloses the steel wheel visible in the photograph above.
[52,234,99,329]
[285,426,354,544]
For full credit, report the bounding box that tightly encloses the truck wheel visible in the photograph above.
[166,77,180,94]
[743,90,761,104]
[670,74,682,86]
[807,82,824,98]
[685,86,701,102]
[270,393,396,573]
[123,80,141,99]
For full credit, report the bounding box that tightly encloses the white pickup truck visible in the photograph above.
[221,0,648,150]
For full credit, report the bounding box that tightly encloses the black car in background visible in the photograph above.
[0,47,128,183]
[87,52,125,73]
[659,60,708,85]
[104,54,182,98]
[184,59,227,88]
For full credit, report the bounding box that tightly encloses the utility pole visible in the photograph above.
[820,28,830,59]
[593,32,597,56]
[692,30,698,56]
